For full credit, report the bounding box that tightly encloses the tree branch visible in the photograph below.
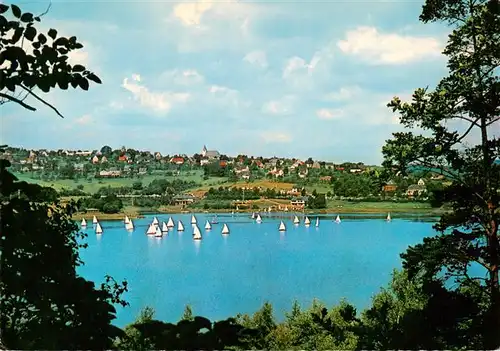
[19,84,65,118]
[0,92,37,111]
[456,117,481,143]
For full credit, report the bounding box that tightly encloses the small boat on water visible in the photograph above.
[124,215,130,224]
[279,221,286,232]
[95,222,103,234]
[178,220,185,231]
[146,224,156,235]
[256,214,262,223]
[335,215,341,224]
[205,220,212,230]
[155,226,163,238]
[191,215,197,224]
[211,215,218,224]
[126,219,134,231]
[162,222,169,233]
[92,215,98,224]
[315,217,319,227]
[167,217,175,227]
[193,225,202,240]
[221,223,230,235]
[293,215,300,225]
[304,216,311,226]
[81,218,87,227]
[152,217,159,226]
[251,212,256,219]
[386,213,391,222]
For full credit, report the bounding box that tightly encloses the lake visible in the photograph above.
[77,213,436,327]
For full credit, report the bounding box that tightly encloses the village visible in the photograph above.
[1,144,447,217]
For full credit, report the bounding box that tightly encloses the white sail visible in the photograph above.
[251,212,255,219]
[126,220,134,230]
[284,206,289,212]
[316,217,320,227]
[335,215,341,223]
[293,215,300,224]
[191,215,197,224]
[193,225,202,240]
[124,215,130,224]
[92,215,98,224]
[146,224,156,235]
[279,221,286,231]
[205,220,212,230]
[162,222,169,233]
[152,217,159,226]
[167,217,175,227]
[178,220,185,231]
[221,223,230,235]
[304,216,311,226]
[155,226,163,237]
[387,213,391,221]
[95,222,103,234]
[268,207,272,212]
[256,214,262,223]
[81,218,87,227]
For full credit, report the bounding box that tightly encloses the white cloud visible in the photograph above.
[172,0,213,27]
[209,85,249,108]
[243,50,268,68]
[75,114,93,125]
[324,86,362,101]
[337,26,442,64]
[262,95,295,115]
[121,74,190,113]
[316,108,344,120]
[260,131,292,143]
[161,69,205,85]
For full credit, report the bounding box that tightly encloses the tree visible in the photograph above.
[0,5,126,349]
[0,3,101,117]
[100,145,112,155]
[381,0,500,347]
[181,305,194,321]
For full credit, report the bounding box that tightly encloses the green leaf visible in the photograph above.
[37,33,47,45]
[0,4,8,14]
[57,78,69,90]
[47,28,57,40]
[87,73,102,84]
[72,64,85,72]
[11,4,21,18]
[20,12,33,23]
[78,78,89,91]
[24,26,36,41]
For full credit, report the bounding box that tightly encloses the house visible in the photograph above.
[200,159,210,166]
[382,180,398,193]
[154,152,162,160]
[118,154,128,162]
[91,155,99,164]
[170,157,185,165]
[312,161,321,169]
[268,167,284,178]
[219,160,228,167]
[201,145,220,159]
[138,167,147,175]
[290,196,308,210]
[239,170,251,180]
[320,176,332,182]
[298,168,309,178]
[173,194,196,208]
[100,156,108,164]
[99,170,121,178]
[350,168,363,174]
[235,166,250,174]
[287,188,302,196]
[406,178,427,197]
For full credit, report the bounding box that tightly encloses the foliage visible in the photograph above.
[0,3,101,117]
[78,194,124,213]
[381,0,500,347]
[308,193,327,209]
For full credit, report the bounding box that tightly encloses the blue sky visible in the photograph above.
[1,0,451,164]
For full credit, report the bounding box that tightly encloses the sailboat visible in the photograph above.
[124,215,130,224]
[205,220,212,230]
[155,226,163,238]
[268,206,272,213]
[315,217,320,227]
[256,214,262,223]
[146,223,156,235]
[126,219,134,231]
[251,212,255,219]
[193,225,202,240]
[95,222,103,234]
[386,213,391,222]
[335,215,341,223]
[279,221,286,232]
[152,217,159,226]
[81,218,87,227]
[178,220,185,231]
[293,215,300,225]
[92,215,98,224]
[162,222,169,233]
[211,215,218,224]
[284,206,289,212]
[191,215,197,224]
[304,216,311,226]
[221,223,230,235]
[167,217,175,227]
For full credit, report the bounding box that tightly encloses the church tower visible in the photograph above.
[202,145,207,157]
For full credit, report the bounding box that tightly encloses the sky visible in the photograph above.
[0,0,453,164]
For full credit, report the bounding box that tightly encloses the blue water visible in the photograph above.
[77,213,435,327]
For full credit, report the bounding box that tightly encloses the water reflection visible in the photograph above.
[193,240,201,254]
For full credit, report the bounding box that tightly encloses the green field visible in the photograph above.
[13,171,229,194]
[327,199,436,213]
